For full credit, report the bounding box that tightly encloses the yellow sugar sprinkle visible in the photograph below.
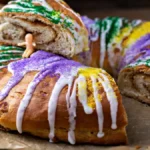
[78,68,101,77]
[113,26,132,45]
[77,68,105,109]
[123,22,150,48]
[87,78,95,108]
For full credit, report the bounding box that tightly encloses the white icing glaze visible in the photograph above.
[6,0,53,11]
[16,71,49,133]
[16,76,38,133]
[106,19,141,73]
[48,76,68,142]
[107,18,123,50]
[0,4,23,12]
[90,21,100,42]
[2,51,118,145]
[78,74,93,114]
[100,19,111,68]
[66,77,74,110]
[48,72,94,144]
[0,66,6,69]
[32,0,53,11]
[68,78,78,145]
[99,73,118,129]
[107,19,123,71]
[132,19,142,27]
[91,76,104,138]
[15,68,118,144]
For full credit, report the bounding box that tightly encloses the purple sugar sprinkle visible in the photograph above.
[82,16,99,42]
[129,49,150,64]
[82,16,95,31]
[119,34,150,70]
[0,50,84,100]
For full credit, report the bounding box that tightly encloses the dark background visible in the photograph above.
[65,0,150,12]
[2,0,150,10]
[65,0,150,20]
[1,0,150,20]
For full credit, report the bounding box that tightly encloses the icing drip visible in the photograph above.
[78,74,93,114]
[99,72,118,129]
[100,18,112,68]
[0,52,65,100]
[83,16,144,73]
[67,77,77,145]
[106,18,123,73]
[48,76,69,142]
[0,51,118,145]
[91,76,104,138]
[82,16,100,42]
[17,69,52,133]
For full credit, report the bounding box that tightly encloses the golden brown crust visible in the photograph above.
[74,38,114,75]
[90,37,100,68]
[0,69,127,144]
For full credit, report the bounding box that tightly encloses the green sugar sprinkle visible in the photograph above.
[0,46,24,51]
[0,45,24,68]
[127,58,150,68]
[3,0,74,31]
[106,17,123,47]
[94,17,141,50]
[95,17,129,49]
[0,54,21,60]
